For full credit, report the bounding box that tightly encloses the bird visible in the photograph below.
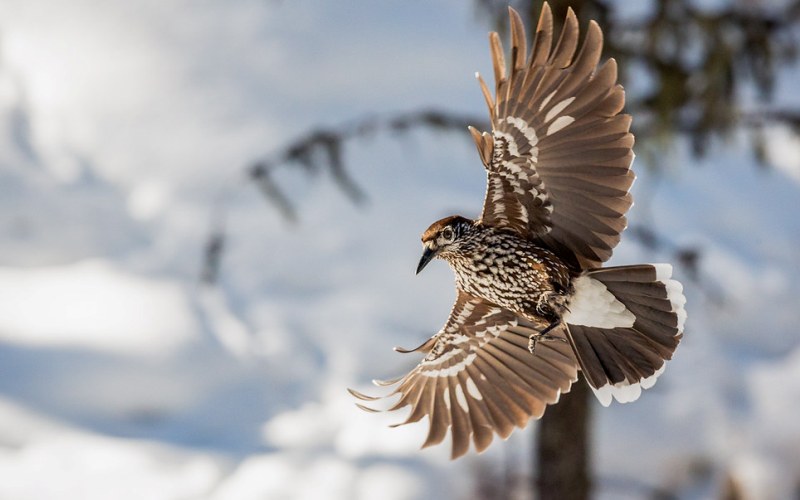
[349,4,687,460]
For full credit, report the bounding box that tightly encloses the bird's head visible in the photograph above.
[416,215,475,274]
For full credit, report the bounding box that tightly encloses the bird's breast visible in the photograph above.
[448,234,566,316]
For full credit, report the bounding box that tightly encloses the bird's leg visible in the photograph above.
[528,319,567,354]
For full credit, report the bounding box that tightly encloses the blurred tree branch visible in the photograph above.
[247,110,486,221]
[202,111,484,283]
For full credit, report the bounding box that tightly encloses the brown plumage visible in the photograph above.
[349,4,686,459]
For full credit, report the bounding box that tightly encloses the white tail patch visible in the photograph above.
[653,264,687,333]
[591,364,666,407]
[565,275,635,329]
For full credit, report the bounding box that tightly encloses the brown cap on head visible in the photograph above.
[421,215,472,242]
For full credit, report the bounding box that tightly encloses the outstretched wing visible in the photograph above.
[349,291,578,459]
[470,4,635,270]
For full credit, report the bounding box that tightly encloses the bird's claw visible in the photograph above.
[528,332,567,354]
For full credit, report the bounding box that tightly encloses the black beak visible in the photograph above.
[416,246,437,275]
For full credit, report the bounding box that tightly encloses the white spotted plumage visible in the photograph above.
[351,4,685,461]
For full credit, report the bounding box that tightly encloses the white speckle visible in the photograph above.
[544,97,575,123]
[454,384,469,412]
[465,377,482,400]
[565,275,635,328]
[505,116,539,148]
[422,354,477,377]
[505,161,525,175]
[539,89,558,111]
[442,388,451,410]
[491,176,505,202]
[493,131,520,157]
[425,343,467,366]
[546,116,574,135]
[443,301,475,337]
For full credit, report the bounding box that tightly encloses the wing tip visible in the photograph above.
[355,403,381,413]
[538,2,553,30]
[507,5,520,19]
[372,375,403,386]
[348,387,380,401]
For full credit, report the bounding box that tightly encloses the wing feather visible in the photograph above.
[530,3,554,67]
[476,4,635,269]
[350,291,578,459]
[447,377,472,458]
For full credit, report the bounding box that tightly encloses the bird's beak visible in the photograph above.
[416,245,437,275]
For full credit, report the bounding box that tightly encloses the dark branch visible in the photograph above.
[246,109,486,218]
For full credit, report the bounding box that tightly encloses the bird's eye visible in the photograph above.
[441,227,455,242]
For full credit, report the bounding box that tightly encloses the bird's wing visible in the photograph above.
[349,290,578,459]
[471,4,635,269]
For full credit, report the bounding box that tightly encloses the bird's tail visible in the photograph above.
[562,264,686,406]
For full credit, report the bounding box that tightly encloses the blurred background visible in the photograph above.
[0,0,799,498]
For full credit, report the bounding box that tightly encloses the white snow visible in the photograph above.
[0,1,798,499]
[765,124,800,184]
[0,259,197,355]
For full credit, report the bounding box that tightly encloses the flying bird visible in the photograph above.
[350,4,686,459]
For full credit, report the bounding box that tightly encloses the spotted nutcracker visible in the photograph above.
[350,3,687,459]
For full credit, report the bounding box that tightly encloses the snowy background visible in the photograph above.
[0,0,798,499]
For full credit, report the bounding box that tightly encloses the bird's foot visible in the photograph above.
[527,321,566,354]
